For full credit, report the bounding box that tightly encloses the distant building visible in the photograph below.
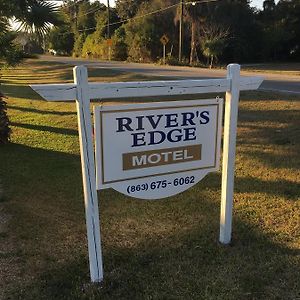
[14,32,43,54]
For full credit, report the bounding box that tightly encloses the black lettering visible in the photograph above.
[167,129,183,142]
[146,115,163,129]
[149,131,165,145]
[136,116,145,131]
[200,111,210,124]
[183,127,196,141]
[116,117,133,132]
[131,132,146,147]
[165,113,178,128]
[182,112,196,126]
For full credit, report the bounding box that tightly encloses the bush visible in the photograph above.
[111,27,128,61]
[73,34,86,57]
[81,34,108,59]
[0,91,11,144]
[0,31,24,67]
[48,25,74,55]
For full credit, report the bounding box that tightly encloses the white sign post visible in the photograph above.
[31,64,263,282]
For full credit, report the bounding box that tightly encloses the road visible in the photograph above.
[43,55,300,95]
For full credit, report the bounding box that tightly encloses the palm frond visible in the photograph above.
[0,17,10,33]
[16,1,61,38]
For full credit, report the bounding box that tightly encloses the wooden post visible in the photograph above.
[219,64,240,244]
[74,66,103,282]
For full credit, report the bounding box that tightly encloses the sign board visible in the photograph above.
[160,34,169,45]
[30,64,263,283]
[95,99,223,199]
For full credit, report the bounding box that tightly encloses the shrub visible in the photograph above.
[81,33,108,59]
[111,26,128,61]
[73,34,86,57]
[0,91,11,144]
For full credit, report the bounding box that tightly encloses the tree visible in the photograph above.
[15,1,60,42]
[0,0,60,144]
[80,6,120,59]
[48,25,74,55]
[263,0,276,11]
[176,1,209,65]
[115,0,145,20]
[112,26,128,60]
[124,0,177,62]
[0,0,60,62]
[207,0,262,62]
[200,24,229,68]
[273,0,300,60]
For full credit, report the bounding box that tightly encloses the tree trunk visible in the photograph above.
[210,55,214,69]
[190,20,198,65]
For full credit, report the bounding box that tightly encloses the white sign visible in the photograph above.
[95,99,223,199]
[30,64,263,283]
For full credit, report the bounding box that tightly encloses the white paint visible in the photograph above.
[219,64,240,244]
[30,64,263,282]
[73,66,103,282]
[94,99,223,199]
[30,76,263,101]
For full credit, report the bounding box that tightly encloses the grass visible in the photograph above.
[241,63,300,76]
[0,59,299,300]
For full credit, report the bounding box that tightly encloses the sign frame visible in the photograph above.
[94,98,223,199]
[31,64,263,283]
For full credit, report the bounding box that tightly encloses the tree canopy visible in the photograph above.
[2,0,298,66]
[0,0,61,65]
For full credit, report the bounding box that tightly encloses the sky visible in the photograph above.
[47,0,278,11]
[97,0,268,10]
[251,0,280,9]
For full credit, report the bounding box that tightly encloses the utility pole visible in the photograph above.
[178,0,183,62]
[107,0,111,61]
[107,0,110,39]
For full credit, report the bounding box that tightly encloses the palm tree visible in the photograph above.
[0,0,60,143]
[16,1,61,41]
[1,0,60,43]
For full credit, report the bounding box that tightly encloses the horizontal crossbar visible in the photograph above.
[30,77,263,102]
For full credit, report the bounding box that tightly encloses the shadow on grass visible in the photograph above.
[6,191,300,299]
[242,149,299,171]
[239,109,299,125]
[238,123,299,147]
[11,122,78,136]
[240,90,300,102]
[2,84,44,100]
[0,143,299,299]
[204,173,299,201]
[8,105,77,116]
[87,67,127,79]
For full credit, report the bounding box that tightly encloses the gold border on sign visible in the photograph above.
[100,103,220,185]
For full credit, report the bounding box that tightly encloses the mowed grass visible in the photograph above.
[0,59,299,300]
[242,63,300,76]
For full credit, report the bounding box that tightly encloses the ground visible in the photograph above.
[0,58,299,300]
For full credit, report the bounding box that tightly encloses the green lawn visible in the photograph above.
[0,59,299,300]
